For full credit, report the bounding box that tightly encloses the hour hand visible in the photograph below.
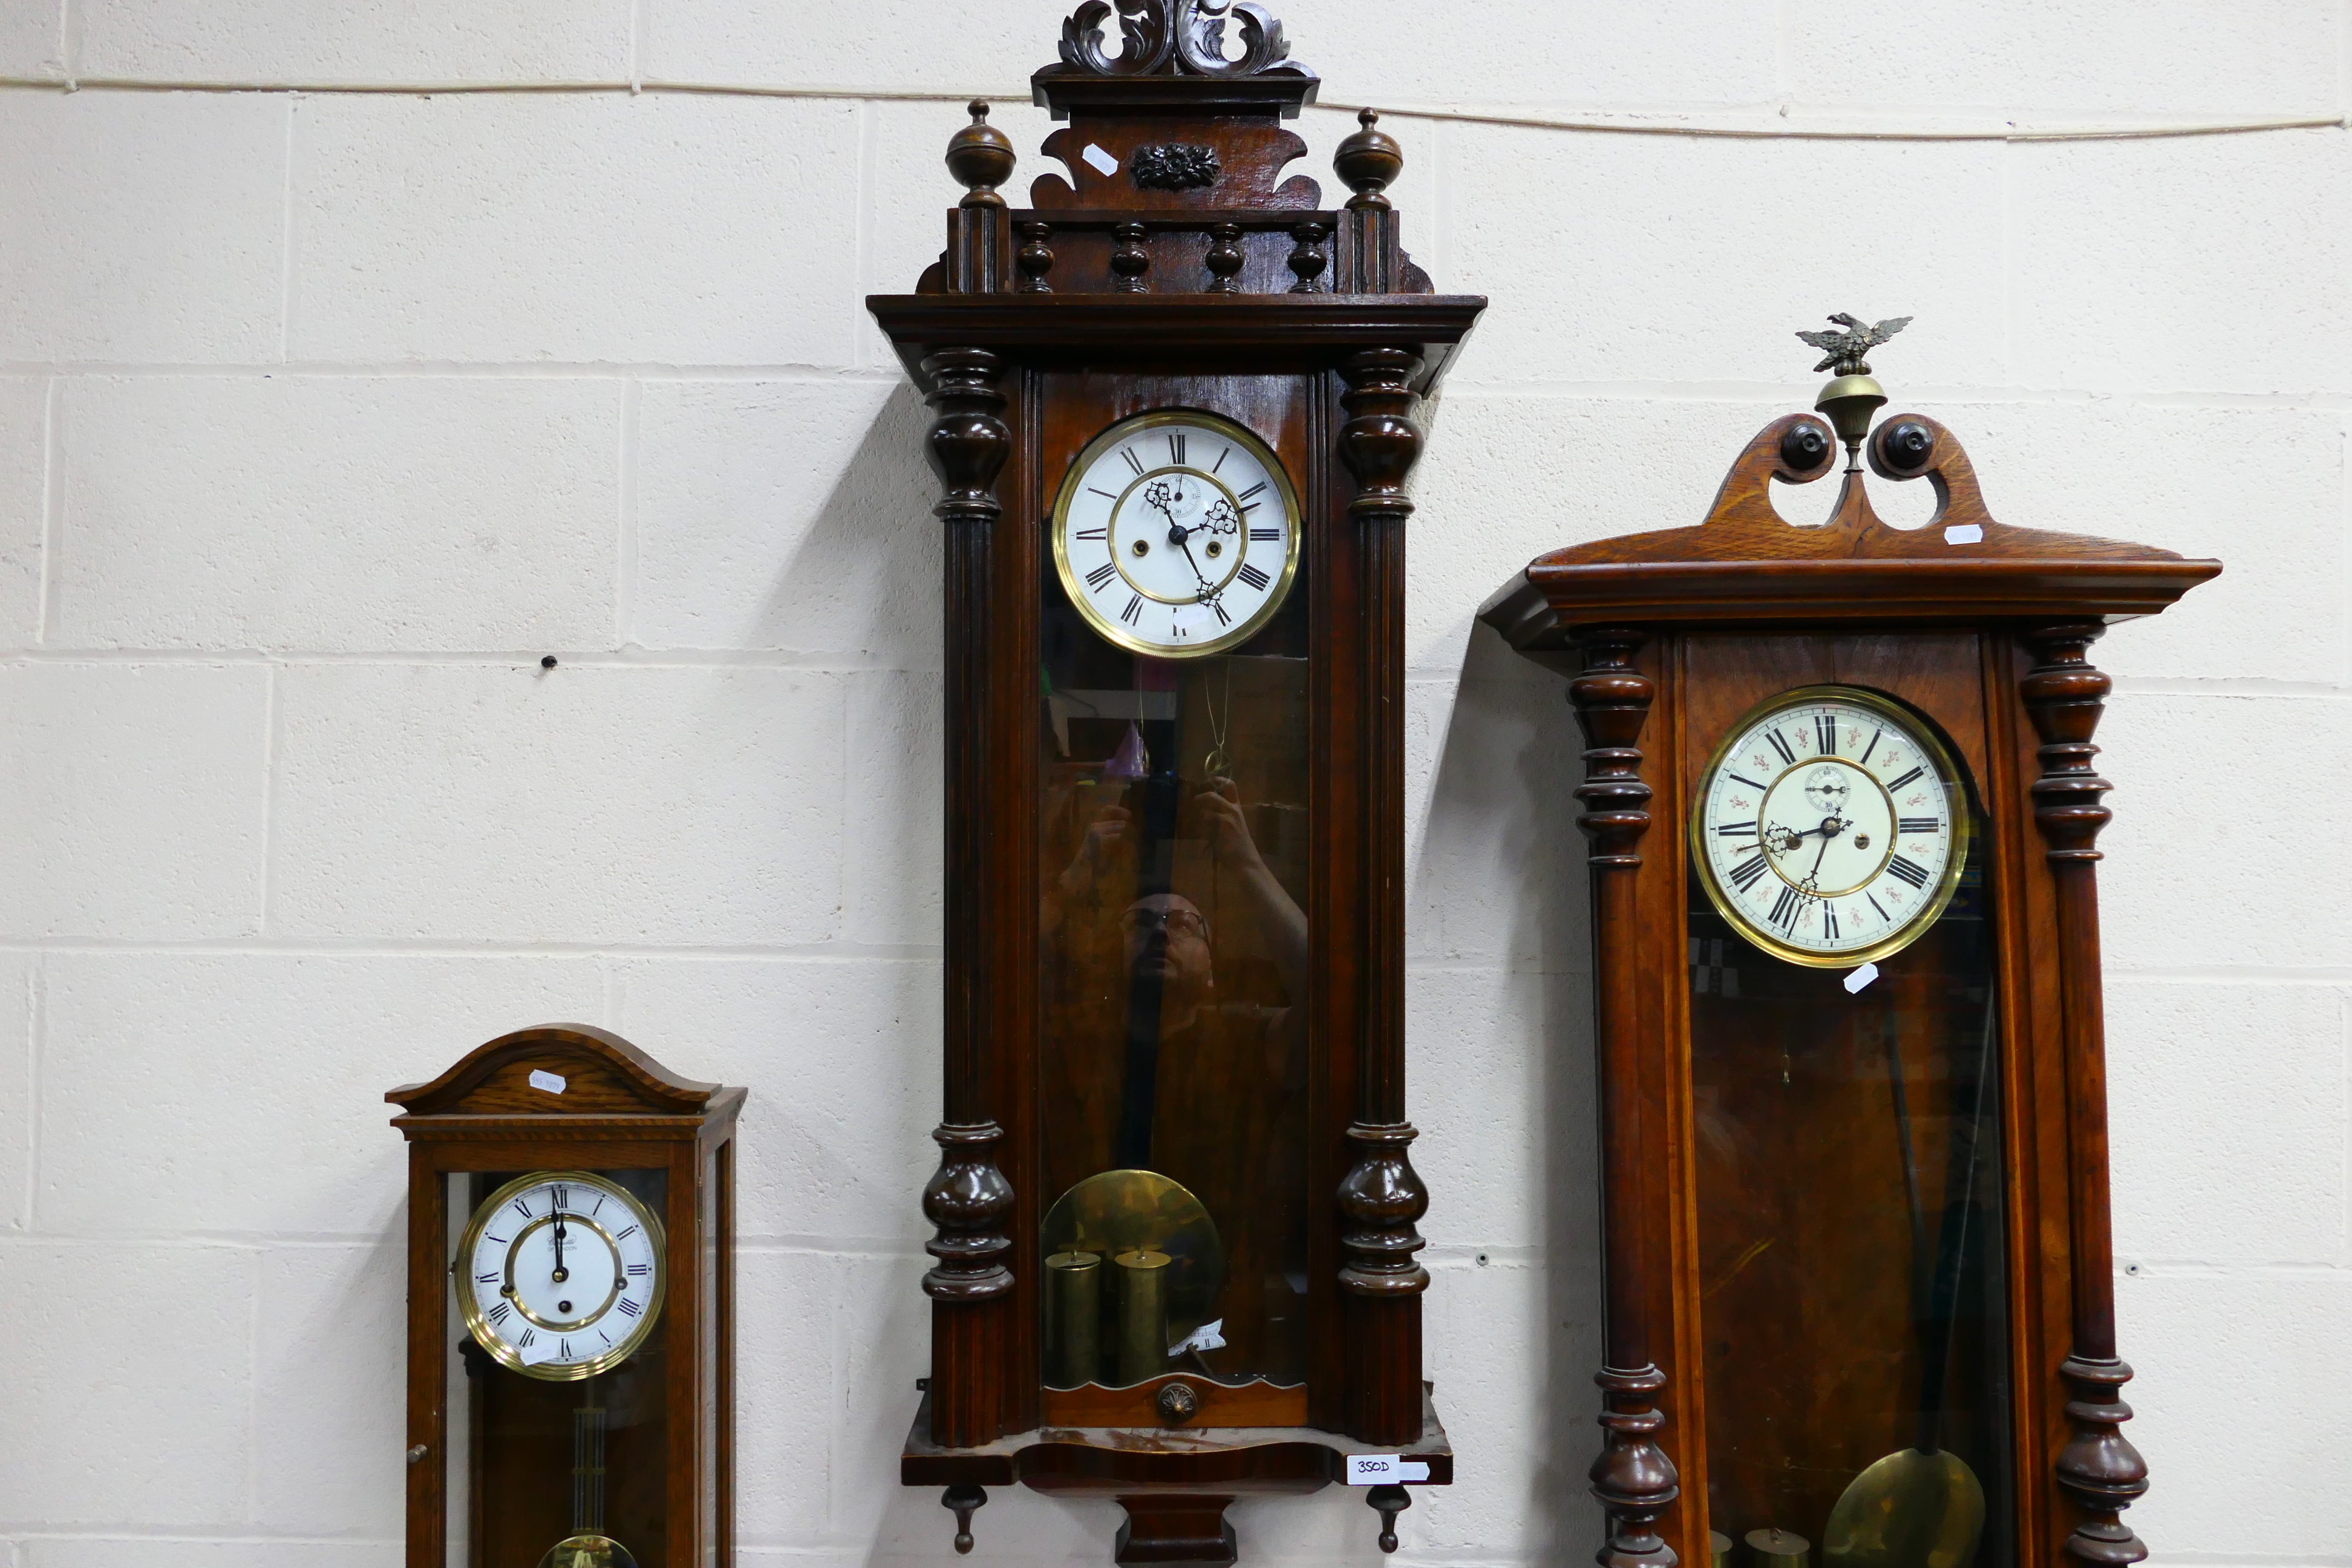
[1763,825,1803,855]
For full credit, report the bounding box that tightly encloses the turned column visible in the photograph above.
[2021,622,2151,1565]
[1567,630,1679,1568]
[1334,346,1431,1449]
[921,346,1016,1457]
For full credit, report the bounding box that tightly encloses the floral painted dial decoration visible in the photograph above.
[1050,410,1302,659]
[1691,686,1970,966]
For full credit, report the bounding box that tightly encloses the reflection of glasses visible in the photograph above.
[1121,908,1207,940]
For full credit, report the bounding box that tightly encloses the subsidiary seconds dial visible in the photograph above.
[455,1171,665,1380]
[1692,687,1970,966]
[1051,411,1301,658]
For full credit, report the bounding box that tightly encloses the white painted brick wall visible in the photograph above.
[0,2,2345,1564]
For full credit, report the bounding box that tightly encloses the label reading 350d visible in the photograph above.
[1345,1455,1432,1485]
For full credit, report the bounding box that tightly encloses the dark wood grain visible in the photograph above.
[2020,625,2151,1566]
[1566,630,1681,1568]
[1481,416,2220,650]
[874,13,1487,1553]
[393,1030,739,1568]
[1487,408,2219,1568]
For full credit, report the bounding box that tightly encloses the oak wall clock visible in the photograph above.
[1480,321,2220,1568]
[391,1026,742,1568]
[867,2,1486,1562]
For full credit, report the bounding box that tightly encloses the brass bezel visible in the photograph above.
[1689,684,1973,969]
[1050,409,1303,659]
[454,1170,668,1383]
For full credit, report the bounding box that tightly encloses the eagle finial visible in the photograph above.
[1794,312,1912,376]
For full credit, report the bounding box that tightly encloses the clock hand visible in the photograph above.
[1175,533,1215,592]
[552,1206,569,1284]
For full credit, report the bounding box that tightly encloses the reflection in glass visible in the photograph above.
[456,1168,669,1568]
[1038,575,1310,1389]
[1690,835,2013,1568]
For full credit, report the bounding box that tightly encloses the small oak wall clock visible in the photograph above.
[867,2,1486,1561]
[391,1025,742,1568]
[1480,321,2220,1568]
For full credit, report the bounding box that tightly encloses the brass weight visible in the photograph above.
[1747,1528,1811,1568]
[1112,1249,1172,1387]
[1044,1251,1103,1388]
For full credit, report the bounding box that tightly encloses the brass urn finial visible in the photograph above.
[1797,312,1912,471]
[945,100,1016,209]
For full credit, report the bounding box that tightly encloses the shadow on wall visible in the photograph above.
[1411,622,1609,1557]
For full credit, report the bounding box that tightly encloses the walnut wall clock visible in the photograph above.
[867,2,1486,1561]
[391,1026,742,1568]
[1480,321,2220,1568]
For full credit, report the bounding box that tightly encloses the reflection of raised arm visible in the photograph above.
[1190,779,1307,1004]
[1042,797,1132,943]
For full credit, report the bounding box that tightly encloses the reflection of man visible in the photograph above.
[1041,774,1310,1382]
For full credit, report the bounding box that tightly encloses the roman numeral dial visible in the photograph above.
[455,1171,667,1382]
[1691,687,1970,967]
[1050,411,1300,659]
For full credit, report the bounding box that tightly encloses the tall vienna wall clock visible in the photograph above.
[1480,321,2220,1568]
[868,2,1486,1561]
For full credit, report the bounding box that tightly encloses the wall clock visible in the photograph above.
[1480,322,2220,1568]
[1050,410,1301,658]
[390,1025,741,1568]
[1691,687,1968,967]
[867,2,1486,1562]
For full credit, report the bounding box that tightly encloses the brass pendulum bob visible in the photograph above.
[537,1377,639,1568]
[1821,990,1998,1568]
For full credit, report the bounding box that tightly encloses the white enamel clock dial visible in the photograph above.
[455,1171,665,1381]
[1051,411,1301,658]
[1692,687,1970,967]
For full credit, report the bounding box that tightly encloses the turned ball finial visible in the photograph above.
[1334,107,1403,210]
[945,100,1015,208]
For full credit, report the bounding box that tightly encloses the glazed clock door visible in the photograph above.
[1035,377,1316,1419]
[1681,644,2016,1568]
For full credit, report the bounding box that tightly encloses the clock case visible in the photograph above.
[866,5,1485,1561]
[390,1025,742,1568]
[1480,411,2220,1568]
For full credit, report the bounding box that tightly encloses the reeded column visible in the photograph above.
[2022,622,2150,1565]
[921,346,1015,1455]
[1567,630,1679,1568]
[1335,346,1430,1449]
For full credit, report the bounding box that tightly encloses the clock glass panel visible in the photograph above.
[444,1168,670,1568]
[1685,702,2016,1566]
[1037,412,1312,1394]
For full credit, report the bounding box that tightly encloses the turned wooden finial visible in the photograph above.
[1334,107,1402,209]
[944,100,1015,208]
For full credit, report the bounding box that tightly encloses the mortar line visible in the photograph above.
[34,377,59,645]
[0,937,942,959]
[851,98,878,373]
[0,361,903,382]
[276,96,296,362]
[255,663,279,936]
[616,377,641,650]
[19,962,39,1232]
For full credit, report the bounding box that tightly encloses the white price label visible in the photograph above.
[1082,143,1119,176]
[528,1068,567,1094]
[1943,523,1984,545]
[1843,962,1880,995]
[1346,1455,1431,1485]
